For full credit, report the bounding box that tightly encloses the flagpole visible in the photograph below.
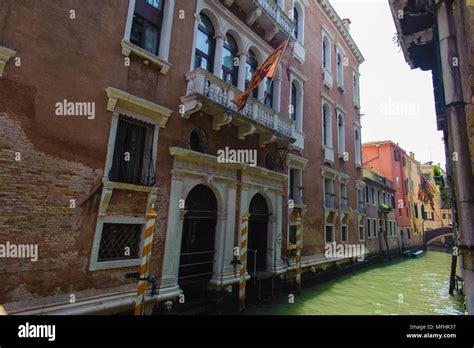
[260,38,291,105]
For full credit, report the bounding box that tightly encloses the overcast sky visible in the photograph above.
[329,0,446,168]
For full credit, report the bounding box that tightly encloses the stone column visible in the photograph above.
[273,69,282,112]
[158,0,175,61]
[237,51,248,92]
[158,173,185,298]
[213,33,226,79]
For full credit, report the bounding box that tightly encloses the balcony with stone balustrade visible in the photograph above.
[222,0,296,43]
[181,67,297,148]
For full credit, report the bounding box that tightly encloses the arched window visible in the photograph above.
[293,7,299,40]
[337,52,344,87]
[222,34,238,86]
[291,82,297,121]
[131,0,165,56]
[246,50,258,97]
[194,14,215,72]
[355,128,361,165]
[322,36,330,71]
[322,103,331,147]
[189,128,208,154]
[337,112,345,155]
[265,152,277,171]
[264,77,273,108]
[353,71,360,106]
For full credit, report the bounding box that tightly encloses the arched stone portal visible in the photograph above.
[178,184,217,294]
[247,193,269,274]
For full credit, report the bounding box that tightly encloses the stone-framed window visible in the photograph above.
[122,0,175,74]
[335,46,345,90]
[194,14,215,72]
[222,34,239,87]
[359,224,365,241]
[130,0,165,56]
[189,127,208,154]
[98,223,143,262]
[336,109,345,157]
[341,224,348,242]
[289,68,306,133]
[89,87,172,271]
[352,69,360,108]
[322,99,333,163]
[367,218,372,239]
[325,224,335,244]
[108,116,156,186]
[354,125,362,167]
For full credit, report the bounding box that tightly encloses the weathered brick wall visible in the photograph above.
[107,190,148,217]
[0,113,100,302]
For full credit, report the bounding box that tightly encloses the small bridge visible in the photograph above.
[424,226,454,246]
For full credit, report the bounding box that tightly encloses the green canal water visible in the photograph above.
[246,251,464,315]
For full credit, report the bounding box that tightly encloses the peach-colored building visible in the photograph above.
[362,141,422,249]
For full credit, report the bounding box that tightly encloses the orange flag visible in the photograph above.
[231,38,289,111]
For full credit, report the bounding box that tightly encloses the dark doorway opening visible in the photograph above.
[247,194,269,275]
[178,185,217,299]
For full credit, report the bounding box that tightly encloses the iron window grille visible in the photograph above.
[109,116,156,186]
[98,223,142,262]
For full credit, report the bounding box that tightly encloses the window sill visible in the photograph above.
[323,145,334,164]
[90,258,141,271]
[323,70,333,89]
[104,180,157,193]
[293,40,305,63]
[121,40,171,75]
[337,85,345,93]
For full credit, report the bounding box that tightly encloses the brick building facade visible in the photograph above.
[0,0,364,314]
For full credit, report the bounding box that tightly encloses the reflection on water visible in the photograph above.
[246,251,464,315]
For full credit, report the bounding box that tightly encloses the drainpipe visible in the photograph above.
[436,0,474,313]
[444,128,459,294]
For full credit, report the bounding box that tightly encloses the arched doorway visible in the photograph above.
[247,194,269,275]
[178,185,217,294]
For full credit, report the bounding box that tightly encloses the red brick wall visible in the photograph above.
[0,0,364,305]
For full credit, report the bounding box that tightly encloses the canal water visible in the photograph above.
[246,251,464,315]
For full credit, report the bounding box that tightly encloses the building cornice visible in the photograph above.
[105,87,173,128]
[316,0,365,64]
[286,153,308,170]
[169,147,287,182]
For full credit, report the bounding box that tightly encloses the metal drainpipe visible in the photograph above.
[436,0,474,313]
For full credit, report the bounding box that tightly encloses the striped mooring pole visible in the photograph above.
[134,206,158,316]
[295,214,303,292]
[239,213,249,312]
[0,305,7,315]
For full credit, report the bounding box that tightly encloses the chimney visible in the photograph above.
[342,18,351,31]
[410,151,415,159]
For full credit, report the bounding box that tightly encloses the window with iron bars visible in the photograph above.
[98,223,142,262]
[109,116,156,186]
